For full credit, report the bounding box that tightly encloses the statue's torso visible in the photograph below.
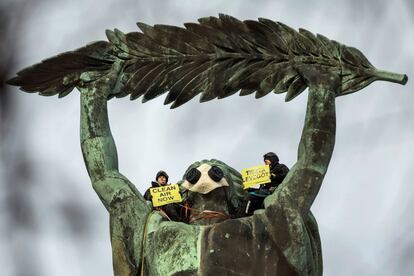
[143,212,297,276]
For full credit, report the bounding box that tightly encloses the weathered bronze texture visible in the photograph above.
[7,14,407,107]
[7,14,407,276]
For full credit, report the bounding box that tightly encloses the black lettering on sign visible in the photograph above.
[159,191,172,197]
[151,185,178,194]
[158,197,168,202]
[244,170,270,182]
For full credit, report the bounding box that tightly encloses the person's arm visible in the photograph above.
[264,72,339,215]
[272,164,289,185]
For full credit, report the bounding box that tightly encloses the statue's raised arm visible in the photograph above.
[79,60,139,209]
[264,70,339,215]
[79,59,151,275]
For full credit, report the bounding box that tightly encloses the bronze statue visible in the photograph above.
[7,14,407,276]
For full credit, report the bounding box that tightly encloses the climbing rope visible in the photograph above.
[178,203,230,223]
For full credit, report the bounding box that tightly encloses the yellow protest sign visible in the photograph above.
[241,165,271,189]
[150,184,183,207]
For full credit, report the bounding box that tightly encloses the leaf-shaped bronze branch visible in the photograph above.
[7,41,115,98]
[7,14,407,108]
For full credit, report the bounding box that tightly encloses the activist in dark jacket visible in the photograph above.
[263,152,290,191]
[246,152,289,215]
[144,170,182,221]
[144,170,169,200]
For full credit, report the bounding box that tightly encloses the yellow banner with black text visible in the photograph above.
[150,184,183,207]
[242,165,271,189]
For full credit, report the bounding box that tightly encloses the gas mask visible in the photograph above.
[182,163,229,194]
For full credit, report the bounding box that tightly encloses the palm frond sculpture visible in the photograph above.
[7,14,407,108]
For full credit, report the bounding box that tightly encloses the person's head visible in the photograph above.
[179,159,248,225]
[263,152,279,166]
[155,170,169,185]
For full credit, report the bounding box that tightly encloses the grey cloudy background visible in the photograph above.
[0,0,413,275]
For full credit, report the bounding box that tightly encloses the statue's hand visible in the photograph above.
[296,57,406,98]
[296,65,342,94]
[78,59,123,98]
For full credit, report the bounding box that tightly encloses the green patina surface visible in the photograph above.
[144,214,201,275]
[6,15,407,276]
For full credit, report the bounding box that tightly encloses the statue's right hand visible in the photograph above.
[296,65,342,95]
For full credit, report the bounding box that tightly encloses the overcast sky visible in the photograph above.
[1,0,413,275]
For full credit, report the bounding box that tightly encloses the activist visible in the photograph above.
[144,170,169,200]
[144,170,182,221]
[245,152,289,215]
[263,152,290,191]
